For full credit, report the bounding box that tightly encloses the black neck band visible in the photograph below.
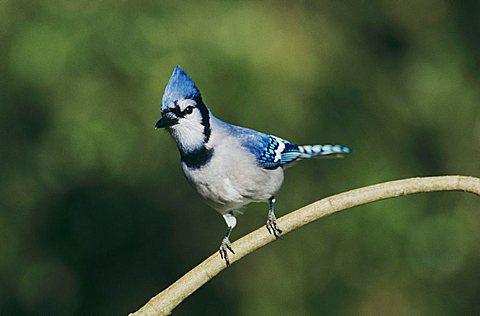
[180,146,214,169]
[194,97,211,143]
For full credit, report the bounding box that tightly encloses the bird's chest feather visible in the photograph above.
[181,141,284,212]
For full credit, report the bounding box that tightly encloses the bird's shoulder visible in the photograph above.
[213,118,301,169]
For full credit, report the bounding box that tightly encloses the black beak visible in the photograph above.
[155,115,178,129]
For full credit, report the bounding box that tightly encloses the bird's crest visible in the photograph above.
[162,65,201,112]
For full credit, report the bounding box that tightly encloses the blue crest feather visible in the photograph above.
[162,65,201,112]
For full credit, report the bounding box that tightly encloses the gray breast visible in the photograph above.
[182,135,284,214]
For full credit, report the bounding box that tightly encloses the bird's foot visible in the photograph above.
[266,213,283,239]
[219,237,235,266]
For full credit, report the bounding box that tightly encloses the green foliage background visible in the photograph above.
[1,1,479,315]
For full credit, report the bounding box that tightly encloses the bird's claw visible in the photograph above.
[219,237,235,266]
[266,213,283,239]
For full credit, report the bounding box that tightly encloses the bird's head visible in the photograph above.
[156,66,212,151]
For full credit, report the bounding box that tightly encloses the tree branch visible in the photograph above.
[130,175,480,316]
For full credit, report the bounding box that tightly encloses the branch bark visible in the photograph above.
[130,175,480,316]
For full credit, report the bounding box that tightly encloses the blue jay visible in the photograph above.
[156,66,351,265]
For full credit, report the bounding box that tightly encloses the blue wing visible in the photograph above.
[239,132,351,169]
[232,127,301,169]
[215,117,348,170]
[255,136,302,169]
[217,120,300,169]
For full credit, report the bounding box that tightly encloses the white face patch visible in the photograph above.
[167,98,210,151]
[171,120,204,148]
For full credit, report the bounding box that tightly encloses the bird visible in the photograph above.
[155,65,351,265]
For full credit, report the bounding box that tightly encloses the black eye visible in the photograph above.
[184,106,194,115]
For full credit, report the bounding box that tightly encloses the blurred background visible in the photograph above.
[1,0,479,315]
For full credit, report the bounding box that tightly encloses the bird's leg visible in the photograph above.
[219,212,236,266]
[266,197,282,238]
[219,226,235,265]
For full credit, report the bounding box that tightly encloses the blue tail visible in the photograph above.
[298,144,351,158]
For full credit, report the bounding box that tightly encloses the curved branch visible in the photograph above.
[131,175,480,316]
